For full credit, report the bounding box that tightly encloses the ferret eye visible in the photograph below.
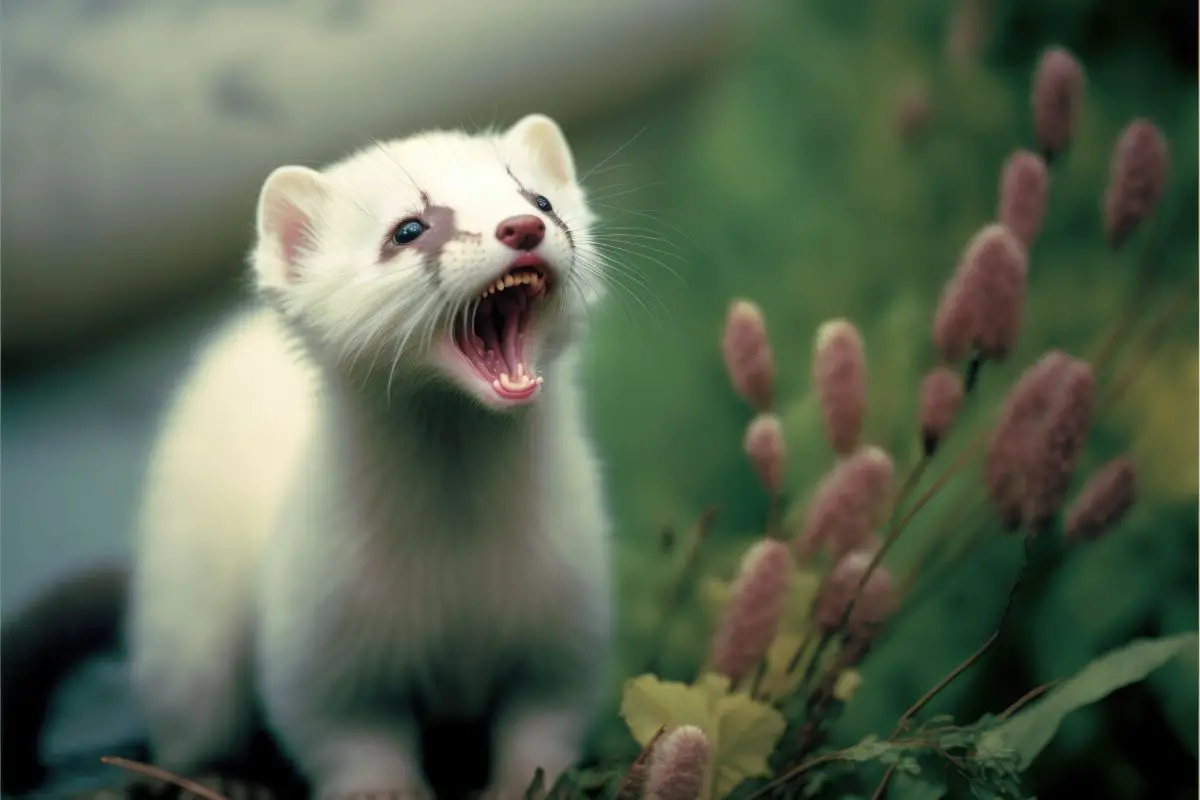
[391,219,427,245]
[533,195,553,213]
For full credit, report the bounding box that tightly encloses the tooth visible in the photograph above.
[493,379,503,392]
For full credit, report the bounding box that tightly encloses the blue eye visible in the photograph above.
[534,195,553,213]
[391,219,426,245]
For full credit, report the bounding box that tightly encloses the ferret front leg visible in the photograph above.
[302,724,432,800]
[485,703,589,800]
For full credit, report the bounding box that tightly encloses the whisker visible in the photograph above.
[579,124,649,184]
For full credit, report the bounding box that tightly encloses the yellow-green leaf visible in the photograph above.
[619,673,715,747]
[757,632,807,701]
[700,575,733,622]
[833,669,863,702]
[709,677,789,798]
[620,671,787,800]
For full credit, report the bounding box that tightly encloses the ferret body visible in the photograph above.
[6,115,615,800]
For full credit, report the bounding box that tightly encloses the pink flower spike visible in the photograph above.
[743,413,786,494]
[813,548,895,643]
[1104,119,1169,250]
[985,349,1073,529]
[1065,457,1138,542]
[795,446,894,561]
[813,319,867,456]
[722,300,775,411]
[998,149,1049,249]
[1031,46,1085,162]
[709,538,792,685]
[958,224,1028,361]
[1021,358,1096,532]
[646,726,710,800]
[919,367,965,456]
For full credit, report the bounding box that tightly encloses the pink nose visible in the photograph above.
[495,215,546,251]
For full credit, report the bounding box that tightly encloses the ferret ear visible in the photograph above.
[253,165,330,290]
[505,114,576,185]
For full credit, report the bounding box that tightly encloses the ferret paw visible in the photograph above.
[314,780,433,800]
[316,789,431,800]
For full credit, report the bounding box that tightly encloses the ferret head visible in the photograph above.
[250,114,601,411]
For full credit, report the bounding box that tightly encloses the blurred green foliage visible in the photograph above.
[565,0,1198,796]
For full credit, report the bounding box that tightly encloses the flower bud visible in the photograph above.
[646,726,710,800]
[709,539,792,685]
[998,149,1049,248]
[1064,457,1138,542]
[795,447,894,561]
[722,300,775,411]
[1104,119,1169,250]
[813,319,867,456]
[1031,46,1085,162]
[919,367,965,456]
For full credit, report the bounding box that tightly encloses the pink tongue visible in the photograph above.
[498,296,522,374]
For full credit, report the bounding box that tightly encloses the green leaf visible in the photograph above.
[892,774,947,800]
[988,632,1199,769]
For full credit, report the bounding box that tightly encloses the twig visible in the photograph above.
[741,749,856,800]
[869,540,1029,799]
[642,506,717,674]
[998,680,1058,720]
[100,756,231,800]
[767,492,783,540]
[613,726,665,800]
[869,762,899,800]
[744,736,935,800]
[1097,281,1195,412]
[890,537,1029,739]
[890,456,929,524]
[1089,193,1184,372]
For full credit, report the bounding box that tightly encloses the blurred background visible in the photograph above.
[2,0,1196,798]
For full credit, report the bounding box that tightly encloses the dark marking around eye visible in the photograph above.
[378,193,483,288]
[505,167,573,248]
[391,218,426,245]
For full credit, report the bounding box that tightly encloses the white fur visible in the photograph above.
[128,115,613,799]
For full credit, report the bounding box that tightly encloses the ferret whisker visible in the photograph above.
[591,203,699,248]
[583,239,687,290]
[578,252,668,328]
[369,138,422,198]
[586,182,666,204]
[578,124,648,183]
[587,230,685,258]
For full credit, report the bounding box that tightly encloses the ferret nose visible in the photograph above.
[495,215,546,251]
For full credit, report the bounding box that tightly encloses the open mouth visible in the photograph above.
[452,256,552,401]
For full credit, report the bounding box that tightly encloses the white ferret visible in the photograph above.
[2,114,615,800]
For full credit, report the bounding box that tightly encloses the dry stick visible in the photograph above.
[613,725,666,800]
[997,680,1058,721]
[1097,282,1195,412]
[642,506,717,674]
[890,455,931,528]
[869,763,900,800]
[899,491,988,592]
[1089,200,1178,372]
[100,756,231,800]
[743,735,935,800]
[869,537,1032,799]
[893,500,993,624]
[766,491,784,540]
[785,452,942,695]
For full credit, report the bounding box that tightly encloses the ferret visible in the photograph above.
[1,114,615,800]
